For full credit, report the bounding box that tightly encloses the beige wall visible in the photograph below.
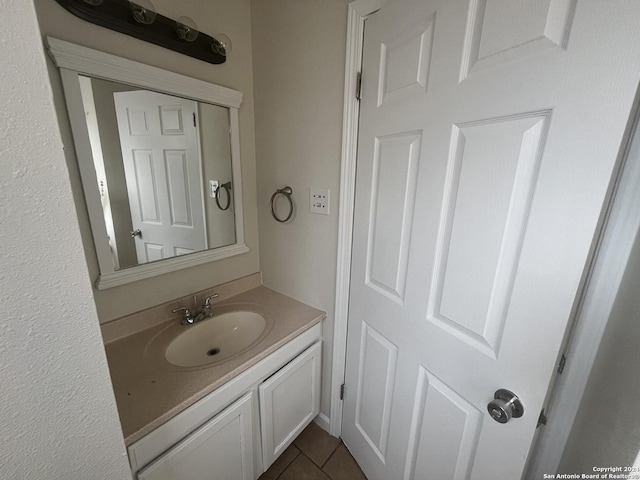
[200,103,237,248]
[34,0,260,322]
[0,1,131,477]
[251,0,351,420]
[559,220,640,472]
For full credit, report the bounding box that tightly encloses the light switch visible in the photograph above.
[310,188,330,215]
[209,180,219,198]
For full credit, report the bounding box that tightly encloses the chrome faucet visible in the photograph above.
[172,294,219,325]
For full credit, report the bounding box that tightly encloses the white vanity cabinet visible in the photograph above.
[259,341,321,469]
[137,393,255,480]
[128,323,322,479]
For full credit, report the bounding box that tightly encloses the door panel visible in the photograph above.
[404,367,482,480]
[145,243,164,263]
[159,105,185,135]
[461,0,576,79]
[366,132,421,302]
[354,323,398,463]
[132,150,161,223]
[164,149,194,226]
[434,113,549,356]
[379,15,435,106]
[126,108,152,135]
[342,0,640,478]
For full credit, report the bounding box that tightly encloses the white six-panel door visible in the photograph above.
[341,0,640,479]
[114,90,207,264]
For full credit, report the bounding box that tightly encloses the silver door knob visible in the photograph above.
[487,389,524,424]
[130,229,142,238]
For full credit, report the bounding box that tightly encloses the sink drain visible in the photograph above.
[207,348,221,357]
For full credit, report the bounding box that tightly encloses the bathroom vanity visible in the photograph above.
[47,36,326,479]
[102,282,324,479]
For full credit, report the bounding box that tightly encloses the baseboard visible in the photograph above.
[314,412,331,434]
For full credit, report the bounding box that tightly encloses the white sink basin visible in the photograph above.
[165,311,267,367]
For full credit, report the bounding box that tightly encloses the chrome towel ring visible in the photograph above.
[270,186,293,223]
[215,181,232,211]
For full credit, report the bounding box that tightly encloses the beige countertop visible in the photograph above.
[104,286,324,446]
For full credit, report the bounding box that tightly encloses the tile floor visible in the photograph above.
[259,422,368,480]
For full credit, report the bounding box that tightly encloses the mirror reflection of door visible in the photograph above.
[77,75,237,271]
[114,90,207,265]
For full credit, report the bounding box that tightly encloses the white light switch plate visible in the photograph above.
[310,188,330,215]
[209,180,219,198]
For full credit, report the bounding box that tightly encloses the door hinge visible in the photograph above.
[537,408,548,428]
[193,112,197,127]
[355,72,362,101]
[558,353,567,374]
[340,383,345,400]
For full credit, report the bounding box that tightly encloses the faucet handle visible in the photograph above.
[172,306,194,324]
[203,294,219,307]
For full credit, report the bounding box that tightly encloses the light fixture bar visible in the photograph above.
[55,0,228,65]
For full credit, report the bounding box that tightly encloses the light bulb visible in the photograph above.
[129,0,156,25]
[211,34,232,57]
[176,16,199,42]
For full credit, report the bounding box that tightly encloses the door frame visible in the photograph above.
[329,0,387,438]
[329,0,640,474]
[526,87,640,476]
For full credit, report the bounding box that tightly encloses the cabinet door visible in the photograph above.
[259,341,321,469]
[137,392,254,480]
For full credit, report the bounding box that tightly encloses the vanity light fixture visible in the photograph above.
[54,0,229,65]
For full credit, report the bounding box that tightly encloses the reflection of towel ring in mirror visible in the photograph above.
[215,181,232,210]
[270,186,293,223]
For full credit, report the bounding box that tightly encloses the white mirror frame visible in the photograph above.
[47,37,248,290]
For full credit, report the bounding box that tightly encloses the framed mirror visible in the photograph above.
[48,37,248,289]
